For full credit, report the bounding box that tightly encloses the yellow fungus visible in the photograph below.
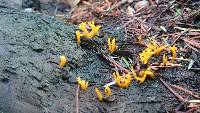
[113,71,132,88]
[147,42,167,56]
[139,49,153,64]
[75,21,101,45]
[170,45,177,63]
[162,54,168,66]
[59,55,67,68]
[155,45,167,56]
[130,66,144,83]
[123,73,132,88]
[146,41,167,56]
[77,77,88,90]
[95,88,103,101]
[108,38,111,52]
[138,70,147,83]
[131,66,154,83]
[139,41,168,64]
[104,86,111,97]
[145,68,154,78]
[139,47,155,64]
[78,21,101,39]
[138,67,154,83]
[113,71,122,86]
[79,22,88,34]
[107,37,117,53]
[75,31,82,46]
[146,42,157,52]
[88,21,101,38]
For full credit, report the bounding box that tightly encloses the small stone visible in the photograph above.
[127,5,135,17]
[134,0,149,11]
[128,0,134,3]
[24,8,33,12]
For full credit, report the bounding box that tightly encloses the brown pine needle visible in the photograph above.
[168,57,190,62]
[151,63,183,68]
[159,77,186,102]
[171,85,200,99]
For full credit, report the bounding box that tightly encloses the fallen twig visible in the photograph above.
[171,29,190,46]
[175,97,189,112]
[168,57,190,62]
[102,54,129,73]
[76,85,80,113]
[185,42,199,52]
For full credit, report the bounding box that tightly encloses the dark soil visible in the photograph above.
[0,2,199,113]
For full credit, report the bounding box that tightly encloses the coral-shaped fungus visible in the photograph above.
[75,31,84,45]
[113,71,132,88]
[139,41,167,64]
[139,48,154,64]
[107,37,117,53]
[131,66,154,83]
[75,21,101,45]
[77,77,89,90]
[59,55,67,68]
[170,45,177,63]
[146,41,167,56]
[95,88,103,101]
[104,86,111,97]
[162,54,168,66]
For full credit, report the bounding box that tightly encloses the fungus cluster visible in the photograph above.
[139,41,177,66]
[95,86,112,101]
[139,41,167,64]
[75,21,101,45]
[58,21,180,102]
[131,66,154,84]
[77,76,89,90]
[113,71,132,88]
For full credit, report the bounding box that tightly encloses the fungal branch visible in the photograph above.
[77,76,89,90]
[75,21,101,45]
[107,37,117,53]
[59,55,67,68]
[130,66,154,84]
[113,71,132,88]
